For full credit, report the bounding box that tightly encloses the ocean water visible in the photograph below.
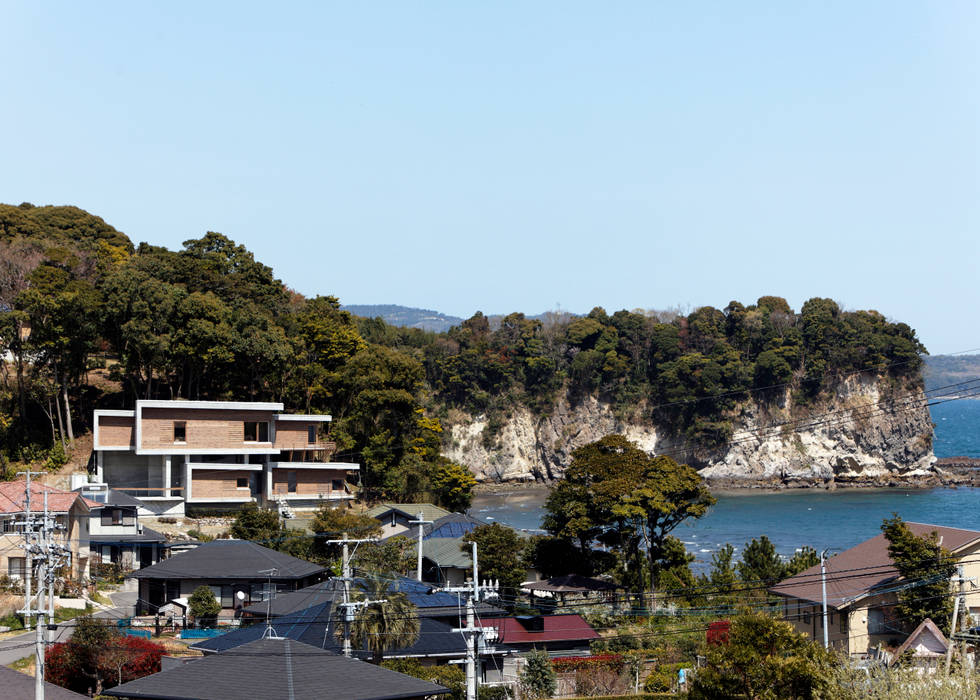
[929,398,980,458]
[470,398,980,569]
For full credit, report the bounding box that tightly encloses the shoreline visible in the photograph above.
[473,458,980,496]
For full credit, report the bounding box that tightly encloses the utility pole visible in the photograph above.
[820,549,830,649]
[945,564,968,675]
[408,512,432,582]
[434,543,499,700]
[326,533,381,657]
[17,471,68,700]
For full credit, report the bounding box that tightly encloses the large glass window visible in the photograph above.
[244,421,269,442]
[287,471,297,493]
[307,425,317,444]
[173,421,186,442]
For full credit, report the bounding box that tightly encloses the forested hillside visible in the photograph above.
[0,203,927,490]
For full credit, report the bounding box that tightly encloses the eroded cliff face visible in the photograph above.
[444,375,938,487]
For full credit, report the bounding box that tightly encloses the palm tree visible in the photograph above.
[338,573,420,664]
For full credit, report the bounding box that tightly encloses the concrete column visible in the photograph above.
[185,462,193,502]
[163,455,172,498]
[96,451,104,482]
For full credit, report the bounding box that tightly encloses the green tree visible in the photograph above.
[519,648,558,699]
[309,506,382,564]
[188,585,221,627]
[737,536,786,588]
[356,536,415,577]
[698,543,739,604]
[229,503,285,545]
[462,523,528,595]
[543,434,715,593]
[785,546,821,578]
[688,611,834,700]
[432,461,477,512]
[881,515,956,635]
[381,658,465,700]
[341,574,420,664]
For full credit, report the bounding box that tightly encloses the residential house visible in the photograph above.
[366,503,453,539]
[366,507,526,585]
[889,618,950,673]
[93,400,359,515]
[770,522,980,656]
[103,637,450,700]
[476,614,601,654]
[73,482,166,571]
[0,480,97,582]
[131,539,327,615]
[195,575,513,674]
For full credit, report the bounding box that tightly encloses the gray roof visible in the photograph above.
[423,537,473,569]
[91,525,167,544]
[103,638,449,700]
[73,486,143,508]
[0,664,89,700]
[130,539,326,581]
[366,503,452,523]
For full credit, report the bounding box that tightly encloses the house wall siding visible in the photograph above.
[99,416,135,447]
[140,408,276,450]
[274,422,316,450]
[271,468,344,496]
[192,470,255,500]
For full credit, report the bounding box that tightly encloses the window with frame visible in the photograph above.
[173,421,186,442]
[236,477,248,488]
[287,471,297,493]
[2,518,18,533]
[244,421,269,442]
[8,556,26,579]
[307,425,317,444]
[332,479,344,492]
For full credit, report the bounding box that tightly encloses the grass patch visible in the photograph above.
[90,591,112,606]
[54,605,93,622]
[8,654,34,672]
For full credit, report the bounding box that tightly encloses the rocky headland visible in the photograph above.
[444,375,950,489]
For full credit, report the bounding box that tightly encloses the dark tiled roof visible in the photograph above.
[366,503,452,523]
[770,522,980,609]
[91,525,168,544]
[0,664,89,700]
[192,603,477,660]
[241,575,504,619]
[423,513,484,540]
[476,614,600,645]
[103,638,449,700]
[130,540,326,580]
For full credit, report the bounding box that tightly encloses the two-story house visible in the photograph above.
[0,480,97,582]
[92,400,359,515]
[72,482,167,571]
[770,522,980,656]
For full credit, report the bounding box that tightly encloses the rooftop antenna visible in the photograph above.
[258,568,280,639]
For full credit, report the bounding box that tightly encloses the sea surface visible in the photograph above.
[469,398,980,570]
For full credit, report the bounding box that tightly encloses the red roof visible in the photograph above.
[770,523,980,609]
[477,614,600,644]
[0,480,98,515]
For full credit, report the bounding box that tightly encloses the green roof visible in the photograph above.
[365,503,452,522]
[423,536,474,569]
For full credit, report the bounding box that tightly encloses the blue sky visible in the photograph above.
[2,2,977,354]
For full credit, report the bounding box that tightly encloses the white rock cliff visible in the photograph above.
[444,375,937,487]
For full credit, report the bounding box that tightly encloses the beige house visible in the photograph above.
[770,523,980,657]
[93,400,359,515]
[0,480,97,582]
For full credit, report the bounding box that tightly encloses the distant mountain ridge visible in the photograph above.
[342,304,580,333]
[341,304,464,332]
[923,354,980,394]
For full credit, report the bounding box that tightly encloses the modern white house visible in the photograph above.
[92,400,360,515]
